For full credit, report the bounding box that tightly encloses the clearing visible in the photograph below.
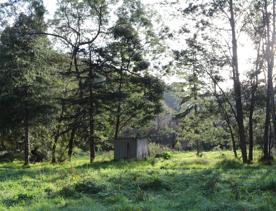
[1,151,276,210]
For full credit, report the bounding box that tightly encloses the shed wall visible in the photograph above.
[114,138,137,160]
[137,139,149,159]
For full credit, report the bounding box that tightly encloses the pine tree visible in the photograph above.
[0,1,58,165]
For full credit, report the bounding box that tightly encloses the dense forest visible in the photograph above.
[1,0,276,210]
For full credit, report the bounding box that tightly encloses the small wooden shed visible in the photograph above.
[114,137,149,160]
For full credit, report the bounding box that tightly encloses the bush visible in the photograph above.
[259,156,274,165]
[155,152,172,160]
[3,193,34,207]
[0,151,14,162]
[30,148,47,163]
[136,186,148,201]
[148,143,170,157]
[259,180,276,192]
[75,181,106,195]
[215,159,242,170]
[137,177,171,191]
[201,171,220,195]
[58,186,78,198]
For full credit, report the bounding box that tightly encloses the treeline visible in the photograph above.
[0,0,164,165]
[1,0,276,166]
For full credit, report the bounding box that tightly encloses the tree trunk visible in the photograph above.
[263,0,276,161]
[271,92,276,151]
[219,104,237,158]
[248,43,261,162]
[228,121,238,158]
[229,0,247,163]
[263,53,272,160]
[248,100,255,162]
[68,128,76,161]
[24,110,30,166]
[51,134,58,163]
[263,94,271,160]
[268,122,273,157]
[114,104,122,141]
[248,74,259,162]
[0,139,5,151]
[89,48,95,163]
[114,66,123,141]
[89,115,95,163]
[192,67,201,156]
[210,70,237,158]
[270,0,276,158]
[196,140,200,156]
[89,86,95,163]
[248,93,255,162]
[51,104,65,163]
[215,91,237,158]
[114,100,121,140]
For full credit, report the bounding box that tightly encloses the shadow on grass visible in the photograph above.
[2,156,276,210]
[215,159,243,170]
[74,158,152,170]
[0,164,70,183]
[0,158,152,185]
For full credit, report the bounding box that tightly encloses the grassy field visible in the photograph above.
[1,151,276,211]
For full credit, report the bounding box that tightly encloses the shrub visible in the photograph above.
[0,151,14,162]
[58,186,78,198]
[75,181,106,195]
[44,187,54,196]
[137,177,171,191]
[148,143,171,157]
[228,179,240,200]
[215,159,242,170]
[136,186,148,201]
[201,171,220,195]
[259,180,276,192]
[259,156,274,165]
[155,152,172,160]
[3,193,34,207]
[30,148,47,163]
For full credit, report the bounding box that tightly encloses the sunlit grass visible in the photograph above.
[1,150,276,210]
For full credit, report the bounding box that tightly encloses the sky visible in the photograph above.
[0,0,256,87]
[43,0,57,17]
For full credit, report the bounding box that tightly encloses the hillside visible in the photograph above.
[163,91,180,113]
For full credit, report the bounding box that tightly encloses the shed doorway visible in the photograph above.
[127,142,130,159]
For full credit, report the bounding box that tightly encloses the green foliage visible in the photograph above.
[216,159,243,170]
[137,176,171,191]
[0,151,14,162]
[148,143,170,157]
[2,192,34,207]
[75,181,106,195]
[58,186,79,198]
[258,180,276,192]
[0,0,164,163]
[155,151,172,160]
[200,170,220,195]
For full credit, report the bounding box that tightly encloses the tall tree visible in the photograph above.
[0,1,57,165]
[227,0,247,163]
[262,0,276,161]
[44,0,108,163]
